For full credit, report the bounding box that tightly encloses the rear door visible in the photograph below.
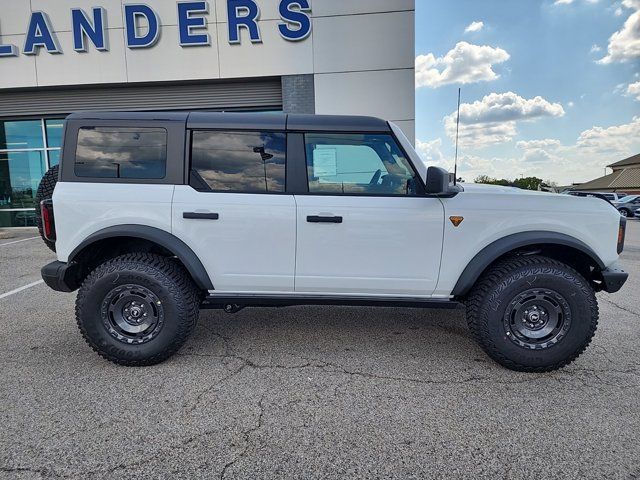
[172,129,296,293]
[293,132,445,297]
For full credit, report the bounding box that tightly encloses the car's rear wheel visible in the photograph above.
[34,165,59,252]
[619,208,631,218]
[76,253,200,366]
[465,255,598,372]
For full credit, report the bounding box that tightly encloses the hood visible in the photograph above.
[459,183,530,195]
[458,183,620,215]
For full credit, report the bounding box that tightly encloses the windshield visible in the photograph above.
[618,195,639,203]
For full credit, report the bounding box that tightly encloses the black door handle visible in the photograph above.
[183,212,219,220]
[307,215,343,224]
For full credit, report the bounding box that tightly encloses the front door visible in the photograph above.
[294,133,445,297]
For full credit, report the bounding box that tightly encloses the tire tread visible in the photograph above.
[465,255,599,373]
[75,253,200,366]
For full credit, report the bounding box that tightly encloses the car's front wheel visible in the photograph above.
[619,208,631,218]
[76,253,200,366]
[465,255,598,372]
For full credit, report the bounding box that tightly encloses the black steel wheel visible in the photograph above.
[503,288,571,350]
[466,255,598,372]
[101,284,165,345]
[76,253,200,366]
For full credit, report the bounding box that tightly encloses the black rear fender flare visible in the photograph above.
[69,225,214,291]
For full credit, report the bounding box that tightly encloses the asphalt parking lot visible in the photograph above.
[1,222,639,479]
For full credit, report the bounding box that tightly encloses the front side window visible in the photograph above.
[304,134,420,196]
[75,127,167,179]
[190,131,286,193]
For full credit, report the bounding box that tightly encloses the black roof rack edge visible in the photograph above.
[67,111,391,133]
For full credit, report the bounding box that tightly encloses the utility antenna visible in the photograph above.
[454,87,461,186]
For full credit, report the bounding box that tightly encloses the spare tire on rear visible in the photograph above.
[35,164,59,252]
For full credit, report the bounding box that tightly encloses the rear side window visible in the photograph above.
[190,131,286,193]
[75,127,167,179]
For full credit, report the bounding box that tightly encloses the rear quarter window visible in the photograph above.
[74,127,167,179]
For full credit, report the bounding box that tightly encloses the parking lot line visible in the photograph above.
[0,280,44,300]
[0,236,39,247]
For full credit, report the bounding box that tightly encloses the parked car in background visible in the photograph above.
[565,191,614,205]
[613,195,640,217]
[599,192,628,203]
[634,208,640,218]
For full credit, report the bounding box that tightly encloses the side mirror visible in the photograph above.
[425,166,451,194]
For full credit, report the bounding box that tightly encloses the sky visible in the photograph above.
[415,0,640,185]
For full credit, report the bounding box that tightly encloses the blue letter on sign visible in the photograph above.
[124,4,160,48]
[0,41,17,57]
[278,0,311,41]
[72,8,108,52]
[24,12,62,55]
[0,22,17,56]
[178,1,210,46]
[227,0,261,44]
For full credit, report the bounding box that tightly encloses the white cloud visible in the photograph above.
[415,42,510,89]
[576,116,640,154]
[599,0,640,63]
[443,92,565,147]
[454,92,566,124]
[554,0,599,5]
[464,21,484,33]
[517,139,563,150]
[418,117,640,184]
[416,138,446,165]
[590,44,602,53]
[627,81,640,99]
[414,143,521,182]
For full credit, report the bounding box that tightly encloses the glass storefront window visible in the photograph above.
[46,119,64,148]
[0,120,44,150]
[0,118,64,227]
[0,151,47,210]
[48,150,60,167]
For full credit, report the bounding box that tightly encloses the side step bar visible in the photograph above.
[201,294,463,311]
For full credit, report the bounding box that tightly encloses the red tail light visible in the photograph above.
[40,199,56,242]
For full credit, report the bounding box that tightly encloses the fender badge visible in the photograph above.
[449,216,464,227]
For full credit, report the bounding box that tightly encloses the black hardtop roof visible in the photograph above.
[66,111,391,133]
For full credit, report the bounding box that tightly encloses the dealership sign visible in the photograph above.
[0,0,311,57]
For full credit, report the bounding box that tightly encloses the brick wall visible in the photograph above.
[282,75,315,114]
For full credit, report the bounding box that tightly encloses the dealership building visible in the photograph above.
[0,0,415,227]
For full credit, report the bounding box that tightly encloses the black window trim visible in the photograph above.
[74,125,169,181]
[297,130,428,199]
[187,128,289,196]
[60,118,185,184]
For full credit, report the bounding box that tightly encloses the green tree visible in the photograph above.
[513,177,545,191]
[474,175,512,187]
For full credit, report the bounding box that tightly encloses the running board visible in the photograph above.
[201,294,462,310]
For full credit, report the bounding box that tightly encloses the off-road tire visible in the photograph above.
[465,255,598,372]
[76,253,200,366]
[34,165,59,252]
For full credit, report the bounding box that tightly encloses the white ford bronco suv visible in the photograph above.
[38,112,628,372]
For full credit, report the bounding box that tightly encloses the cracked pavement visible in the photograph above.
[0,221,639,479]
